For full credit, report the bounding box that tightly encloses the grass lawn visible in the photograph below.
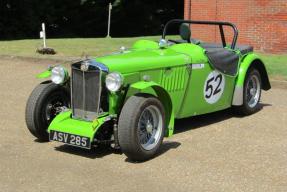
[259,54,287,80]
[0,36,162,59]
[0,37,286,80]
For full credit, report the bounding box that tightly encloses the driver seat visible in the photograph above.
[180,23,200,44]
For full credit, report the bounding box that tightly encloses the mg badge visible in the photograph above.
[81,61,89,71]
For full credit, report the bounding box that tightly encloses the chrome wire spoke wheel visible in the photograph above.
[234,68,262,116]
[246,74,261,108]
[138,105,163,151]
[118,95,165,161]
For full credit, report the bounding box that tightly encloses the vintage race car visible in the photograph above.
[26,19,271,161]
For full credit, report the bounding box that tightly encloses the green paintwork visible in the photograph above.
[236,53,263,87]
[48,39,269,142]
[169,43,207,63]
[130,81,174,137]
[48,111,107,142]
[96,47,190,74]
[132,39,159,50]
[99,41,235,119]
[37,69,51,79]
[178,65,236,117]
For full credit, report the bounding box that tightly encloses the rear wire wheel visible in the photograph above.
[118,95,165,161]
[236,68,262,115]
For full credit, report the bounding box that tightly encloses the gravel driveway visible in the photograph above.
[0,57,286,192]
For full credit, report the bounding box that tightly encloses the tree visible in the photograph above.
[0,0,183,39]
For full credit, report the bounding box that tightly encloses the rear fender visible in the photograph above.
[232,53,271,106]
[128,81,175,137]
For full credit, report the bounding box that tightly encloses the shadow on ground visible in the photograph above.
[174,108,233,134]
[125,141,181,163]
[174,103,271,134]
[54,145,118,159]
[54,141,181,161]
[51,103,271,160]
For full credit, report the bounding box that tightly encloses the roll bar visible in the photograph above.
[162,19,239,49]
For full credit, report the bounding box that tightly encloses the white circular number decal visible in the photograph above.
[204,71,225,104]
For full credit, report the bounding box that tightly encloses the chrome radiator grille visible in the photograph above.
[71,62,102,121]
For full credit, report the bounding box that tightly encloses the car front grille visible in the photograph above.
[71,60,107,121]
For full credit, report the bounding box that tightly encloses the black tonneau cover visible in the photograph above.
[201,43,253,76]
[205,48,239,76]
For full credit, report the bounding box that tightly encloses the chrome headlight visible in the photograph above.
[105,72,123,92]
[51,66,67,84]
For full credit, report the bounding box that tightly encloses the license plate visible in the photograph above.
[49,130,91,149]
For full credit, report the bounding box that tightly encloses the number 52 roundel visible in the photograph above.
[203,71,225,104]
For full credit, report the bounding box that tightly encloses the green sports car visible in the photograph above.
[25,19,271,161]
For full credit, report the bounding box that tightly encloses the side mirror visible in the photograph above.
[159,39,168,49]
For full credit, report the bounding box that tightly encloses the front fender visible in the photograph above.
[129,81,175,137]
[48,111,108,142]
[37,68,52,79]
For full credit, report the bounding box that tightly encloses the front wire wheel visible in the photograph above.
[138,105,163,151]
[25,82,70,141]
[118,95,166,161]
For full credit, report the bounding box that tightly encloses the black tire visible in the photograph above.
[118,95,166,161]
[235,68,262,115]
[25,82,70,141]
